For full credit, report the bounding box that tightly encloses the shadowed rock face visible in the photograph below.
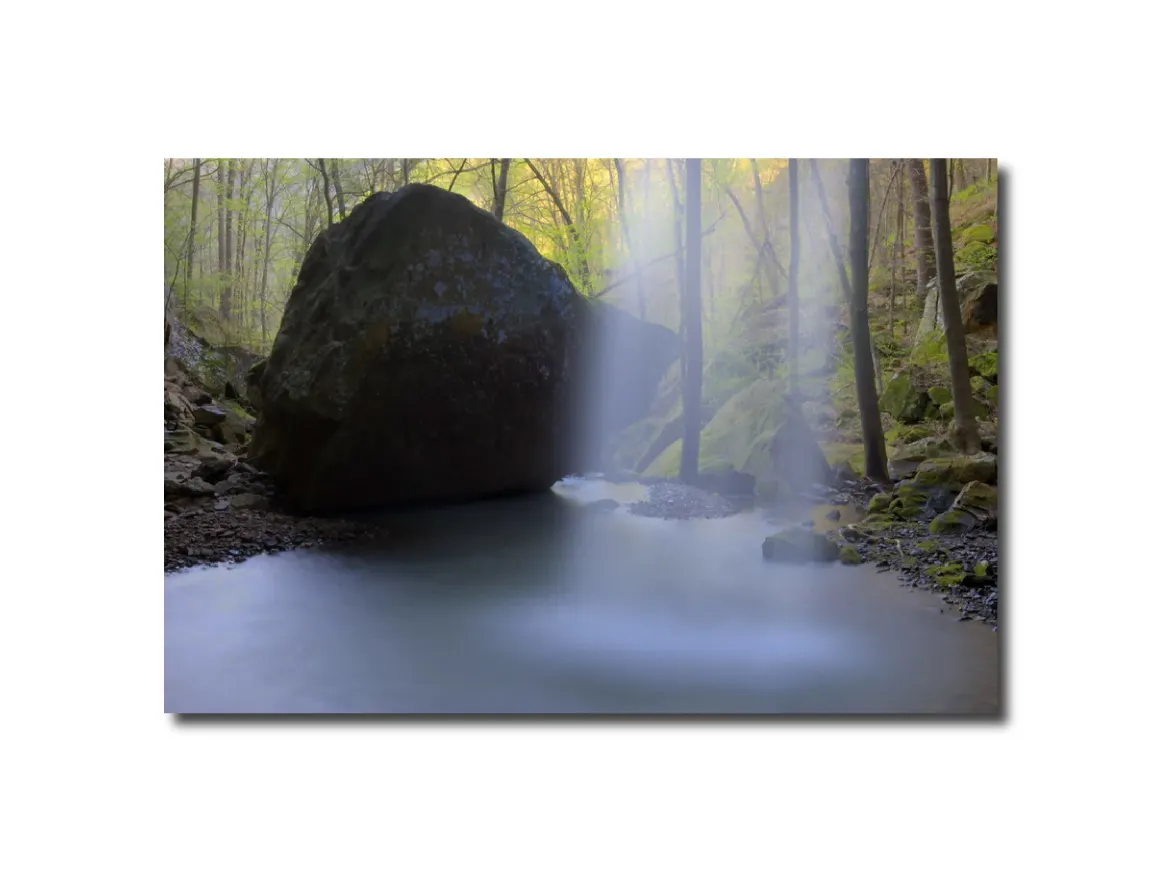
[249,184,675,513]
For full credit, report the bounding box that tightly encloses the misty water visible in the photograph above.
[165,477,999,715]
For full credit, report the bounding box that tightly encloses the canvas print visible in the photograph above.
[163,158,1000,715]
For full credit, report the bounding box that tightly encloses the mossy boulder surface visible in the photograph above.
[647,379,830,496]
[938,398,989,421]
[867,492,893,514]
[969,351,998,382]
[927,385,952,406]
[762,526,841,563]
[955,480,998,514]
[929,509,978,535]
[960,224,995,244]
[609,348,756,473]
[838,546,863,565]
[880,372,930,423]
[913,453,997,488]
[888,436,955,480]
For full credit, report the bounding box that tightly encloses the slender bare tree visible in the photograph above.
[680,158,703,484]
[491,158,511,222]
[929,158,981,454]
[847,159,890,483]
[788,158,800,396]
[907,159,935,303]
[183,159,201,307]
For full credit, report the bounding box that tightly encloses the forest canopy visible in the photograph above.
[163,157,998,363]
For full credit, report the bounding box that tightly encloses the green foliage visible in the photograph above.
[910,330,950,366]
[956,240,997,272]
[924,562,967,586]
[969,351,998,381]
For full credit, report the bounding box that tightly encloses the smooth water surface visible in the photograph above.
[165,477,1000,714]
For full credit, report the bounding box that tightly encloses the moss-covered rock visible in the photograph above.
[879,372,930,423]
[762,526,841,563]
[838,546,863,565]
[888,436,956,480]
[938,398,990,421]
[213,399,256,447]
[884,424,936,446]
[986,384,999,407]
[848,516,899,537]
[610,349,758,473]
[928,509,977,535]
[163,427,226,460]
[970,375,990,397]
[960,224,995,245]
[913,453,997,488]
[927,385,952,406]
[924,562,967,586]
[889,500,924,519]
[822,442,865,477]
[248,186,682,512]
[867,492,893,514]
[648,379,830,496]
[969,351,998,382]
[955,480,998,514]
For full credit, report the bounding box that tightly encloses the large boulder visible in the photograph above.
[248,184,673,512]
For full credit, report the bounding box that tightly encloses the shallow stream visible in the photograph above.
[165,477,1000,714]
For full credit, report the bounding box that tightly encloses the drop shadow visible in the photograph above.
[172,712,1001,726]
[995,161,1009,723]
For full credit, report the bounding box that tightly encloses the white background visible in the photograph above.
[2,2,1158,869]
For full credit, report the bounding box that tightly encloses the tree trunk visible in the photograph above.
[808,160,852,302]
[317,159,334,227]
[955,159,967,192]
[402,159,410,185]
[929,159,982,454]
[184,159,201,308]
[216,161,226,279]
[219,159,236,325]
[331,159,347,220]
[614,158,646,320]
[680,158,703,484]
[492,158,511,222]
[666,159,686,354]
[236,160,253,280]
[847,159,890,483]
[260,159,279,349]
[889,161,905,343]
[788,157,800,396]
[867,159,902,274]
[907,158,936,306]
